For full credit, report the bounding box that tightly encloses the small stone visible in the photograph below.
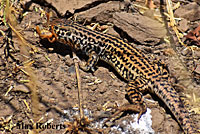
[193,50,200,58]
[151,108,164,131]
[67,66,76,74]
[181,47,191,56]
[194,64,200,74]
[14,84,30,93]
[178,19,189,32]
[48,48,54,51]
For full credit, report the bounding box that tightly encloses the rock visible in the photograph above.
[163,119,179,134]
[174,2,200,22]
[45,0,115,16]
[193,50,200,58]
[113,12,167,45]
[45,0,93,15]
[151,108,164,132]
[14,84,30,93]
[77,1,121,23]
[181,47,191,56]
[178,19,189,32]
[194,64,200,74]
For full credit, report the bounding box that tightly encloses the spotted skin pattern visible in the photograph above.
[36,20,195,134]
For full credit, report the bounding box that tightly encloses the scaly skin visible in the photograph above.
[36,20,195,133]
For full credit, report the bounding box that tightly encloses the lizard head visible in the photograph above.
[36,25,58,43]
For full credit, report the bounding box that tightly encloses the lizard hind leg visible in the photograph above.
[104,79,148,126]
[125,80,148,121]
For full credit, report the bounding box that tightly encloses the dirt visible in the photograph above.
[0,0,200,134]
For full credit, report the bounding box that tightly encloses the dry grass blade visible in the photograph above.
[72,52,84,120]
[166,0,187,48]
[2,1,39,133]
[63,52,94,134]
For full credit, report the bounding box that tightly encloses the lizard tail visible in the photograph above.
[154,81,194,134]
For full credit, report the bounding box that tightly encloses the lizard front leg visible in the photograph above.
[79,51,99,72]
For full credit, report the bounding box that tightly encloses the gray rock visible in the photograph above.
[45,0,107,15]
[113,12,167,45]
[174,2,200,22]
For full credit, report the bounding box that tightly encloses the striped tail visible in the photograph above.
[153,80,194,134]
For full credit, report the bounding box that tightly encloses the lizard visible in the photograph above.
[36,19,195,134]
